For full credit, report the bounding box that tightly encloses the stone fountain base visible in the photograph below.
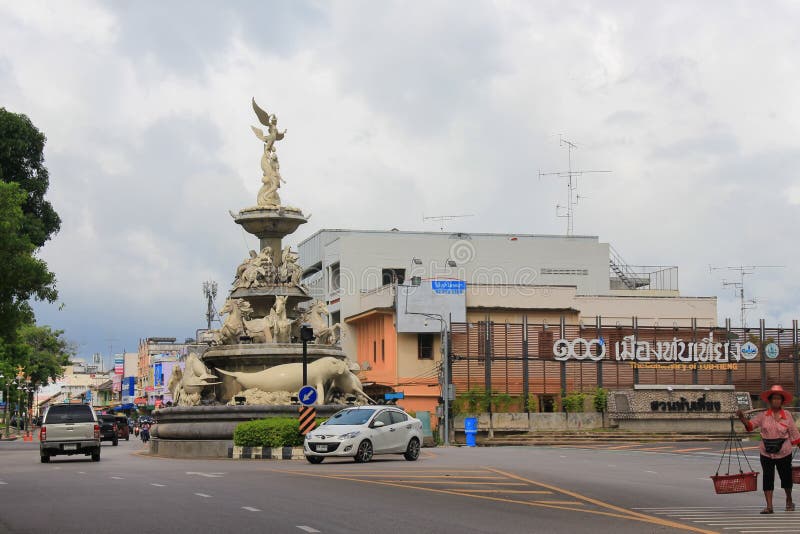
[150,404,343,458]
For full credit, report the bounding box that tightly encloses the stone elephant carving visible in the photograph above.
[216,357,373,405]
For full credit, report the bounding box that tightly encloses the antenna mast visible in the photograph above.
[709,265,784,327]
[539,135,611,235]
[202,280,218,330]
[422,214,474,232]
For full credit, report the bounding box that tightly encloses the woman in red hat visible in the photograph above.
[737,385,800,514]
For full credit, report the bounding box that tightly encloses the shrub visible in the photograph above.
[562,392,586,413]
[234,417,306,447]
[526,394,539,413]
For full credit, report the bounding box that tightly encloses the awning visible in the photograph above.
[111,403,135,411]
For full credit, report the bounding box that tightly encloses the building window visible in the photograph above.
[330,263,341,291]
[381,339,385,362]
[382,268,405,286]
[418,334,434,360]
[373,340,377,363]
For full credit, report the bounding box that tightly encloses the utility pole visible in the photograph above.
[202,281,218,330]
[539,135,611,236]
[709,265,784,327]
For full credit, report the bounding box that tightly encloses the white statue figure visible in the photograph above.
[233,250,258,289]
[233,246,276,290]
[304,300,342,345]
[278,246,303,285]
[251,98,286,208]
[216,357,373,405]
[213,298,273,344]
[167,353,220,407]
[267,295,293,343]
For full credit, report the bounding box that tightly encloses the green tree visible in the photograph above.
[0,182,57,341]
[0,108,60,247]
[15,324,73,387]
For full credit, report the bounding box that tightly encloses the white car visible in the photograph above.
[304,406,423,464]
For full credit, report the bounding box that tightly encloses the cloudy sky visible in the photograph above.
[2,1,799,364]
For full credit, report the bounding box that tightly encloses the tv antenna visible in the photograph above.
[422,214,474,232]
[709,265,784,328]
[538,135,611,235]
[202,280,218,330]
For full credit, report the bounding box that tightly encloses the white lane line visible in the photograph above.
[296,527,321,533]
[739,530,800,533]
[0,481,7,485]
[111,476,124,480]
[186,471,225,478]
[559,455,566,458]
[242,507,261,512]
[77,471,86,474]
[644,470,658,474]
[194,493,212,498]
[151,483,166,487]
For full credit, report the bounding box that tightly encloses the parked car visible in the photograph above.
[98,414,119,446]
[114,415,130,441]
[39,404,101,463]
[304,406,423,464]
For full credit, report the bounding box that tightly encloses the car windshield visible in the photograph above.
[324,408,377,426]
[44,405,95,424]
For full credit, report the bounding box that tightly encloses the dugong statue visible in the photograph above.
[216,357,373,405]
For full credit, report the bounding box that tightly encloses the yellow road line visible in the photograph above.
[632,446,678,451]
[485,467,715,534]
[377,480,527,485]
[345,475,506,479]
[456,489,553,494]
[672,447,712,453]
[531,500,584,506]
[278,469,677,523]
[604,443,643,450]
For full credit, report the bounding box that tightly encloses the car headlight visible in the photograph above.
[305,433,311,440]
[338,431,361,440]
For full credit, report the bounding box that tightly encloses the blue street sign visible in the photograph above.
[431,280,466,294]
[298,385,318,406]
[384,392,405,400]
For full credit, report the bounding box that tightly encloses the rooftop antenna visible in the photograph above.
[422,214,474,232]
[202,280,219,330]
[538,135,611,235]
[709,265,784,328]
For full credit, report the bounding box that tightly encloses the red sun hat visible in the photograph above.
[760,384,793,404]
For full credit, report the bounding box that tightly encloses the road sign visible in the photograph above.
[298,385,318,406]
[431,280,466,294]
[765,342,780,359]
[298,405,317,435]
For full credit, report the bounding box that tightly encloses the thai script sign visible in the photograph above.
[431,280,466,294]
[650,395,721,412]
[553,334,760,363]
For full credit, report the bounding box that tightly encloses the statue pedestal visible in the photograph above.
[234,207,307,263]
[229,285,311,317]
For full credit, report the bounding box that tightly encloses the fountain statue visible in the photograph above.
[151,99,362,457]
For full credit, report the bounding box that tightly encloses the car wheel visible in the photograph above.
[404,438,421,461]
[40,454,50,463]
[112,439,118,446]
[91,451,101,462]
[306,456,324,464]
[354,440,373,463]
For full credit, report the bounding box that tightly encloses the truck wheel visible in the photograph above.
[91,451,100,462]
[40,454,50,463]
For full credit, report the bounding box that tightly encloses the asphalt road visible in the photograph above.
[0,438,795,534]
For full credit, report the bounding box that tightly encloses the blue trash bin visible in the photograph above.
[464,417,478,447]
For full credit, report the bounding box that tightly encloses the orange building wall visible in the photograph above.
[350,312,397,386]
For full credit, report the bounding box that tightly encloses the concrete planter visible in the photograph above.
[229,445,305,460]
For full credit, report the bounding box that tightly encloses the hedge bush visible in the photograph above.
[233,418,306,447]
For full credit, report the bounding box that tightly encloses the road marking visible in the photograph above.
[634,446,678,452]
[151,483,166,487]
[355,475,506,479]
[644,470,658,474]
[111,476,124,480]
[604,443,643,450]
[0,481,6,485]
[280,468,713,532]
[674,447,713,453]
[485,467,716,534]
[380,481,527,485]
[241,506,260,512]
[186,471,225,478]
[77,471,86,474]
[296,527,320,533]
[456,489,553,494]
[194,493,212,498]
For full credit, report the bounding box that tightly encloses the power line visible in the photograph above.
[422,214,474,232]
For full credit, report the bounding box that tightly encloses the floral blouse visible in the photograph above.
[745,409,800,459]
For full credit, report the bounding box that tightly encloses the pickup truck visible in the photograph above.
[39,404,101,463]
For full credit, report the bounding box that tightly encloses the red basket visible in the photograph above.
[711,472,759,494]
[792,466,800,484]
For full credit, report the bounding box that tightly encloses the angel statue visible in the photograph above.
[251,98,287,208]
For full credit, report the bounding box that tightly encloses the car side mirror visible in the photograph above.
[372,420,385,428]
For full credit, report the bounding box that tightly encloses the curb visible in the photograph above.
[228,445,305,460]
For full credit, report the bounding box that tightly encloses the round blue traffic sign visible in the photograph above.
[298,385,318,406]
